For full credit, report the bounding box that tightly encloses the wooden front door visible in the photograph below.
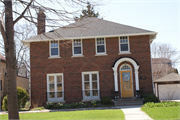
[120,70,133,98]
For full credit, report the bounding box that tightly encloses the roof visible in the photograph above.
[0,54,5,61]
[22,17,157,44]
[154,73,180,83]
[152,58,171,64]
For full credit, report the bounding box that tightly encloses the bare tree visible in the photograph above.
[0,0,100,119]
[151,42,180,80]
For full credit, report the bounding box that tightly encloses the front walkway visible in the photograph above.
[120,105,153,120]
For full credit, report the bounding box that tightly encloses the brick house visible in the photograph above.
[22,13,157,106]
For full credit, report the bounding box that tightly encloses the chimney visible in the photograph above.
[37,9,46,35]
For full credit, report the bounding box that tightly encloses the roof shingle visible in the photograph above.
[22,17,157,43]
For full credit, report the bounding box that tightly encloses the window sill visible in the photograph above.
[81,99,101,102]
[71,55,84,58]
[95,54,107,56]
[48,56,61,59]
[118,52,131,55]
[47,101,65,103]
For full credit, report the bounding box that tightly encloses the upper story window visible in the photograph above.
[72,39,83,56]
[96,38,106,55]
[119,36,130,53]
[50,41,59,57]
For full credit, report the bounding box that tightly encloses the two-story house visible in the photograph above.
[0,54,30,101]
[22,11,157,107]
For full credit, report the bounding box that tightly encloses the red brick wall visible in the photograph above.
[30,35,153,106]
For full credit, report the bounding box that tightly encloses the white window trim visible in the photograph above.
[95,38,107,55]
[47,73,64,102]
[119,36,131,54]
[49,41,60,58]
[72,39,83,57]
[82,71,100,100]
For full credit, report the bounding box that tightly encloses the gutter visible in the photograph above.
[149,33,158,94]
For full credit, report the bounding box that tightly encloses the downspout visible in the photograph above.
[149,34,157,94]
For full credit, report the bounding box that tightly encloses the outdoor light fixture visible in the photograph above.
[115,91,119,99]
[136,90,140,98]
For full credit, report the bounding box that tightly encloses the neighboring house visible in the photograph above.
[154,73,180,100]
[17,62,30,78]
[22,11,157,107]
[0,54,30,100]
[152,58,174,80]
[0,54,6,100]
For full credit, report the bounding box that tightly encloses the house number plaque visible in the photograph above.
[140,75,146,80]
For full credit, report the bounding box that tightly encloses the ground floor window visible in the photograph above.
[82,71,100,100]
[47,73,64,102]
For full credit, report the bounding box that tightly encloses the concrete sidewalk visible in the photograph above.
[120,105,153,120]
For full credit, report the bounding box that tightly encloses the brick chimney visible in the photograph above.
[37,9,46,34]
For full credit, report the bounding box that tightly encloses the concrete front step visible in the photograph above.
[114,98,143,106]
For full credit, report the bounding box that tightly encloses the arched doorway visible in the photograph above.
[112,57,140,98]
[120,64,133,98]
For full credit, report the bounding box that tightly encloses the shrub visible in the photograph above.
[91,100,97,107]
[142,101,180,108]
[2,87,29,111]
[31,107,45,111]
[17,87,29,108]
[45,102,54,109]
[2,96,8,111]
[143,94,159,104]
[25,101,31,110]
[101,96,111,105]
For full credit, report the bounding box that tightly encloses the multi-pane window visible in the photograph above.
[119,36,129,52]
[121,64,131,70]
[73,39,82,55]
[82,72,100,100]
[50,41,59,56]
[47,74,64,102]
[96,38,106,54]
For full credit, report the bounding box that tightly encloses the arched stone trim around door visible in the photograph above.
[112,57,140,92]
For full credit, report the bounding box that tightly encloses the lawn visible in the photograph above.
[142,106,180,120]
[0,109,125,120]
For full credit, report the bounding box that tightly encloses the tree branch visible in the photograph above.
[0,9,7,42]
[13,0,34,25]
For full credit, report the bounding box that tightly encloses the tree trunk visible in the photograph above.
[4,1,19,119]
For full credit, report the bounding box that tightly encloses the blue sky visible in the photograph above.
[97,0,179,70]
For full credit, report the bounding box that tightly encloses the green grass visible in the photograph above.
[0,109,125,120]
[142,106,180,120]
